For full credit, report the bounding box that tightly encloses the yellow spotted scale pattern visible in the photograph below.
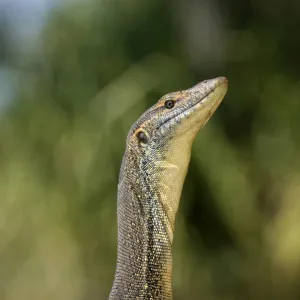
[109,78,228,300]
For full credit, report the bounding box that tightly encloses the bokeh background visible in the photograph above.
[1,0,300,299]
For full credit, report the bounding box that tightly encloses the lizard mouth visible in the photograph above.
[158,90,213,129]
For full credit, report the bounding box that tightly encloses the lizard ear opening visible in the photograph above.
[136,130,149,146]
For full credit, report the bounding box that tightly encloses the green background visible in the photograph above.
[1,0,300,299]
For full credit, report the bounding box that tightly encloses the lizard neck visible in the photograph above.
[110,162,173,299]
[110,135,193,300]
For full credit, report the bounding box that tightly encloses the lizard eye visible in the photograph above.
[136,130,149,145]
[164,100,175,109]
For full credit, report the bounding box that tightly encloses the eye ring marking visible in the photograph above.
[136,130,149,145]
[164,99,175,109]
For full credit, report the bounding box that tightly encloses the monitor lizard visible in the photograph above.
[109,77,228,299]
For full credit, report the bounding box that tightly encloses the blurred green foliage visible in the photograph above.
[1,0,300,299]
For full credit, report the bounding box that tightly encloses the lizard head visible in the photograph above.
[125,77,228,240]
[127,77,228,155]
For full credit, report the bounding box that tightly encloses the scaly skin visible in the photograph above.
[109,77,228,299]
